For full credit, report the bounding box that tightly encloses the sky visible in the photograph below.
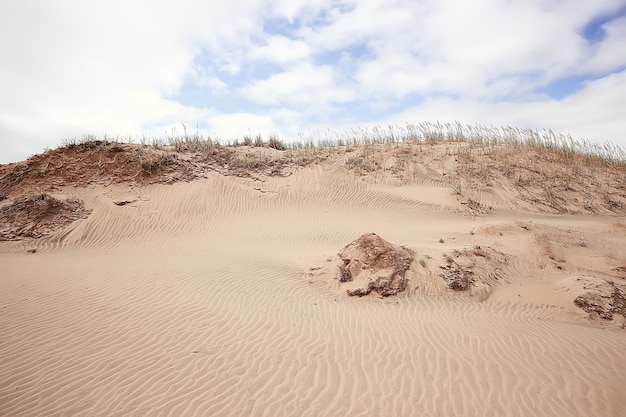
[1,0,626,164]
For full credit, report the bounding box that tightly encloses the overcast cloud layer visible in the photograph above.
[1,0,625,163]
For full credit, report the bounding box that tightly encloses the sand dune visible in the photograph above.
[1,141,626,416]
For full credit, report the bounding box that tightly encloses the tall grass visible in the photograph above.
[7,121,619,214]
[58,121,625,171]
[57,122,626,175]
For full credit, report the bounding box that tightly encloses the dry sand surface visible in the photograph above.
[1,139,626,416]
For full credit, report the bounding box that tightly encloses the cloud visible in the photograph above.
[582,15,626,73]
[187,67,230,96]
[242,62,356,106]
[346,0,625,100]
[383,69,626,147]
[0,0,264,159]
[1,0,625,164]
[250,35,311,64]
[207,113,279,140]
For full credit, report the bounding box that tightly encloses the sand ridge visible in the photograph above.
[1,139,626,416]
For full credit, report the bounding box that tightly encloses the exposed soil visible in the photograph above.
[0,140,319,198]
[0,194,91,240]
[440,261,474,291]
[574,279,626,321]
[338,233,414,297]
[439,246,509,291]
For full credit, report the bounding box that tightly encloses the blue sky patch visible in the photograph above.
[582,5,626,44]
[542,76,590,100]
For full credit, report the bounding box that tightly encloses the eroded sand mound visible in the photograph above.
[0,141,195,195]
[338,233,414,297]
[439,246,509,291]
[0,194,90,240]
[572,276,626,320]
[0,140,318,198]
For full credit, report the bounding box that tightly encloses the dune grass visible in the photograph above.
[58,121,626,170]
[3,122,624,215]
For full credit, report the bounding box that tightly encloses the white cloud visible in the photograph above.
[250,36,311,64]
[582,15,626,74]
[208,113,279,140]
[187,67,229,95]
[1,0,625,164]
[383,69,626,148]
[0,0,266,162]
[347,0,621,100]
[241,63,356,106]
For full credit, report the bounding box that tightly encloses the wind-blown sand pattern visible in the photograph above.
[1,139,626,416]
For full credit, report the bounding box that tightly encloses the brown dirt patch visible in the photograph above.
[439,246,509,291]
[0,141,196,196]
[0,194,91,240]
[573,279,626,321]
[338,233,414,297]
[0,140,323,198]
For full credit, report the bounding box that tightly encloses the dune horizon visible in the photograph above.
[1,132,625,416]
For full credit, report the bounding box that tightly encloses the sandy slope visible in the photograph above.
[1,161,626,417]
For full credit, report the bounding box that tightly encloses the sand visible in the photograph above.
[1,142,626,416]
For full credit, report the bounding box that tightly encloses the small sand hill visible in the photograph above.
[0,139,309,197]
[1,135,626,417]
[438,246,510,292]
[570,275,626,320]
[0,194,90,241]
[337,233,414,297]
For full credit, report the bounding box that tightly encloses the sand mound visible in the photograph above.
[439,259,474,290]
[0,141,193,195]
[572,276,626,320]
[0,140,321,198]
[338,233,414,297]
[0,194,90,240]
[439,246,509,291]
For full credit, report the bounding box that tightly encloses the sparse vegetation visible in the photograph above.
[267,134,286,151]
[1,122,624,215]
